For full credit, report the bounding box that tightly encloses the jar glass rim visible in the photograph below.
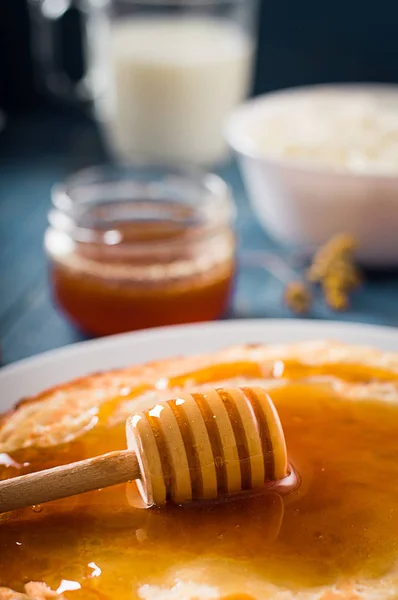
[50,163,236,247]
[83,0,257,14]
[87,0,252,6]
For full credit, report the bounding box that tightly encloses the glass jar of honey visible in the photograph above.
[45,165,236,336]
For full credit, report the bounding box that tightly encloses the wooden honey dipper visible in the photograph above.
[0,387,288,513]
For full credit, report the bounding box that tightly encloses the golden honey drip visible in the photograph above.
[1,360,398,599]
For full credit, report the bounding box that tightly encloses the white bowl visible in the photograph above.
[225,84,398,266]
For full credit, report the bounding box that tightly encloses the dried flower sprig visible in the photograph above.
[240,251,313,315]
[241,233,362,317]
[284,281,313,315]
[307,233,362,311]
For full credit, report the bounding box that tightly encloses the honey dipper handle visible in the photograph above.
[0,450,140,514]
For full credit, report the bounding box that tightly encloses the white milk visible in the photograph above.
[102,18,254,165]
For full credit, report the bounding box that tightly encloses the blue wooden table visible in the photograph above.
[1,108,397,365]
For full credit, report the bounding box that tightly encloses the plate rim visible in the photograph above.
[0,318,397,411]
[1,318,397,378]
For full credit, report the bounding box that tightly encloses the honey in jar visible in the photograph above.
[45,166,236,335]
[1,357,398,598]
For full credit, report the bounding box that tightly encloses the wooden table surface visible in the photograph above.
[1,108,397,365]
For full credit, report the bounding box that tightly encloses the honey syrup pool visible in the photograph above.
[1,362,398,598]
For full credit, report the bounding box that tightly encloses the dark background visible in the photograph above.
[1,0,398,114]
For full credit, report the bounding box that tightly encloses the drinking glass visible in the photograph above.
[29,0,259,166]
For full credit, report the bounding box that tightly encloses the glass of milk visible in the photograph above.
[29,0,258,166]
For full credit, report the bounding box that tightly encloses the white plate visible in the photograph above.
[0,319,397,412]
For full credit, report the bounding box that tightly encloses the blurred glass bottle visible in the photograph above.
[28,0,259,167]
